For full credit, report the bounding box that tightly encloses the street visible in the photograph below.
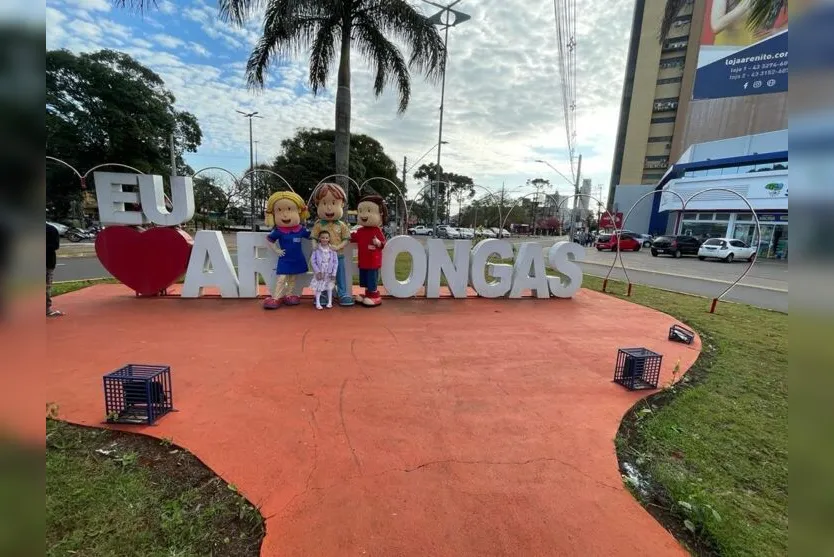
[55,236,788,312]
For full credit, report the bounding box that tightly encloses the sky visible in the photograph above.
[44,0,635,203]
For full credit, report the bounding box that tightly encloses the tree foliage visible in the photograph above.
[46,49,202,220]
[213,0,446,185]
[267,128,404,210]
[412,163,476,223]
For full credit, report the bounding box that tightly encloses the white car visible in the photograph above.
[444,227,462,239]
[458,227,475,239]
[490,227,512,238]
[47,221,69,236]
[408,225,432,236]
[698,238,757,262]
[476,228,496,238]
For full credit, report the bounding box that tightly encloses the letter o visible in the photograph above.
[381,236,427,298]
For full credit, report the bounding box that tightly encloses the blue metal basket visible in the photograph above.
[614,348,662,391]
[103,364,174,425]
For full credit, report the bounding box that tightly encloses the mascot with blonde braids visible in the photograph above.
[262,191,311,310]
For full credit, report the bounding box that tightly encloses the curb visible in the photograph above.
[580,261,788,293]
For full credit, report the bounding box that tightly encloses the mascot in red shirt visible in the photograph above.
[352,195,387,307]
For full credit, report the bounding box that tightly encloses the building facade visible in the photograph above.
[654,130,788,259]
[608,0,789,207]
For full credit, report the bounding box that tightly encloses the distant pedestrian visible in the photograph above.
[46,223,63,317]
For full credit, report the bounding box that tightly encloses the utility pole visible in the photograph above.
[426,0,470,236]
[402,156,407,234]
[570,154,583,241]
[236,110,261,231]
[169,133,176,175]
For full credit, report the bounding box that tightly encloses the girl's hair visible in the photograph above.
[358,195,388,225]
[264,191,310,227]
[317,230,331,240]
[312,182,347,204]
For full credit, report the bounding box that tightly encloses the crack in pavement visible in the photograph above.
[339,378,363,474]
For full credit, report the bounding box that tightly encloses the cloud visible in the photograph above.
[188,42,211,57]
[63,0,110,12]
[45,0,635,198]
[153,33,185,49]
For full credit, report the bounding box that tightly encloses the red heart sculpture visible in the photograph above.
[95,227,194,296]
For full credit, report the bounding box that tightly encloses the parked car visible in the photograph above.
[408,225,433,236]
[435,224,451,238]
[698,238,757,262]
[596,232,641,252]
[490,227,512,238]
[458,227,475,239]
[476,227,497,238]
[444,227,462,239]
[650,235,702,258]
[47,221,68,236]
[634,233,654,247]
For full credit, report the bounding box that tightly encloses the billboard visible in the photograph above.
[692,0,789,100]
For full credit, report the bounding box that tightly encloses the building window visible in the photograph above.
[644,156,669,169]
[659,56,686,69]
[648,136,674,143]
[651,116,676,123]
[653,98,679,112]
[683,213,698,220]
[715,213,731,221]
[657,77,682,85]
[663,39,688,52]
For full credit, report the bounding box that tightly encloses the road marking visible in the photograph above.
[580,261,788,293]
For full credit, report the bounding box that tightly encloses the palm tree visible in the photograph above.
[115,1,445,184]
[225,0,446,184]
[659,0,787,41]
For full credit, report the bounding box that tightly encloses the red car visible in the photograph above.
[595,232,641,252]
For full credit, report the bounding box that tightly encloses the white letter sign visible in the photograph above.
[547,241,585,298]
[470,239,514,298]
[138,175,195,226]
[509,242,550,299]
[181,231,239,298]
[381,236,427,298]
[94,172,145,225]
[426,239,471,298]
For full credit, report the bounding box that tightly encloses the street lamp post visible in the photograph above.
[237,110,262,231]
[402,140,448,234]
[425,0,470,236]
[535,156,582,239]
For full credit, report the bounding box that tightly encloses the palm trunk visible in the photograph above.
[334,24,352,191]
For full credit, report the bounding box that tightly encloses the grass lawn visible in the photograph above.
[583,276,788,556]
[50,265,787,556]
[46,419,264,556]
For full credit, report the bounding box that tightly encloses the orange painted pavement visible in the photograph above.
[46,284,701,556]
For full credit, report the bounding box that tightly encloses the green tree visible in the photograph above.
[269,128,404,208]
[46,49,202,219]
[660,0,786,41]
[412,163,475,223]
[219,0,445,185]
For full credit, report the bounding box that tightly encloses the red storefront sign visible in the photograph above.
[599,212,623,229]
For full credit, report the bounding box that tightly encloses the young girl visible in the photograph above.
[309,230,339,310]
[263,191,311,310]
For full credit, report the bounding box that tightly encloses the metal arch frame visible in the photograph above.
[83,163,146,179]
[406,179,450,217]
[308,174,363,210]
[671,187,761,313]
[465,191,505,229]
[603,189,687,296]
[240,168,295,193]
[45,156,83,181]
[191,166,241,184]
[451,184,505,230]
[359,177,409,233]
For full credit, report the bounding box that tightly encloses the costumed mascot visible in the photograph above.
[352,194,387,307]
[310,183,354,306]
[263,191,311,310]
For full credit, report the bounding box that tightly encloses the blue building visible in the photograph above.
[648,130,788,259]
